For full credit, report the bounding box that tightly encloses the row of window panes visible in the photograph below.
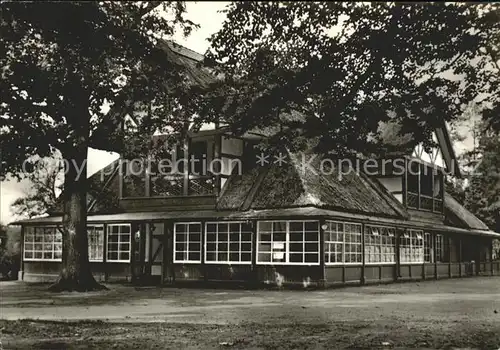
[24,224,131,262]
[400,229,424,263]
[256,221,319,264]
[324,221,363,264]
[23,227,62,260]
[205,222,252,264]
[25,223,448,266]
[365,225,397,263]
[174,221,320,265]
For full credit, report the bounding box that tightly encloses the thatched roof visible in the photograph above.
[444,192,490,231]
[217,150,408,219]
[159,41,216,89]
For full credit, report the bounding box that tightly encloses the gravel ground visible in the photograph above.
[1,277,500,349]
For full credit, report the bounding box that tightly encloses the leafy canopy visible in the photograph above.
[465,127,500,229]
[205,2,500,155]
[0,1,199,177]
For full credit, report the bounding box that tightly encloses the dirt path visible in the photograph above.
[2,278,500,348]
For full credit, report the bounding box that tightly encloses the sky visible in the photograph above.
[0,1,476,225]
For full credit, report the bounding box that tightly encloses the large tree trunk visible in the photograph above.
[49,95,107,292]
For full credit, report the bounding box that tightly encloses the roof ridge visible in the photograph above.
[288,151,319,206]
[444,191,490,230]
[165,40,204,61]
[87,159,121,213]
[359,171,409,219]
[240,165,271,211]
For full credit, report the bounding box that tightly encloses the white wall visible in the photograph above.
[221,137,243,156]
[377,177,402,193]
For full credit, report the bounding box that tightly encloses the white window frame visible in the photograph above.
[399,229,424,264]
[324,220,363,266]
[23,226,62,262]
[173,222,202,264]
[364,225,397,265]
[88,225,104,262]
[204,221,252,265]
[256,220,320,266]
[107,223,132,263]
[424,232,433,263]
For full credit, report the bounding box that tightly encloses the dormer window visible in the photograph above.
[406,161,443,213]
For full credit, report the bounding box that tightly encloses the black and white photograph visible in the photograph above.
[0,1,499,349]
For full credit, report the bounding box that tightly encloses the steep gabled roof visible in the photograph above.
[444,192,491,231]
[217,150,408,219]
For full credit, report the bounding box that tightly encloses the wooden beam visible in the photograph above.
[417,164,421,210]
[319,218,326,288]
[151,240,163,262]
[103,223,108,282]
[251,220,258,288]
[402,158,408,207]
[20,225,24,281]
[147,223,154,274]
[490,239,494,276]
[214,134,222,196]
[434,233,438,279]
[118,159,124,199]
[422,255,426,280]
[458,236,462,277]
[130,223,137,283]
[145,157,151,197]
[183,137,190,196]
[448,235,452,278]
[395,228,401,281]
[161,221,169,285]
[431,165,435,213]
[220,152,240,159]
[201,220,207,283]
[476,238,481,276]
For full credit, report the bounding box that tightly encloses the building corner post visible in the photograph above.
[458,237,462,277]
[490,238,494,276]
[434,233,438,280]
[319,218,326,289]
[448,236,452,278]
[19,225,24,281]
[250,219,258,289]
[103,223,108,282]
[395,228,401,282]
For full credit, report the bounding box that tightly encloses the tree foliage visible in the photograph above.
[205,2,500,155]
[10,153,63,218]
[465,127,500,230]
[0,1,198,170]
[0,1,198,291]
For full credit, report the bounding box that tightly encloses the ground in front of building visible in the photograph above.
[2,277,500,349]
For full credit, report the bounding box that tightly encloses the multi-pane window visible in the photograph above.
[406,161,443,213]
[365,225,396,263]
[257,221,286,263]
[88,225,104,261]
[107,224,131,262]
[205,222,252,264]
[435,234,449,262]
[257,221,319,265]
[174,222,202,263]
[23,227,62,261]
[424,232,433,263]
[400,229,424,263]
[324,221,362,264]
